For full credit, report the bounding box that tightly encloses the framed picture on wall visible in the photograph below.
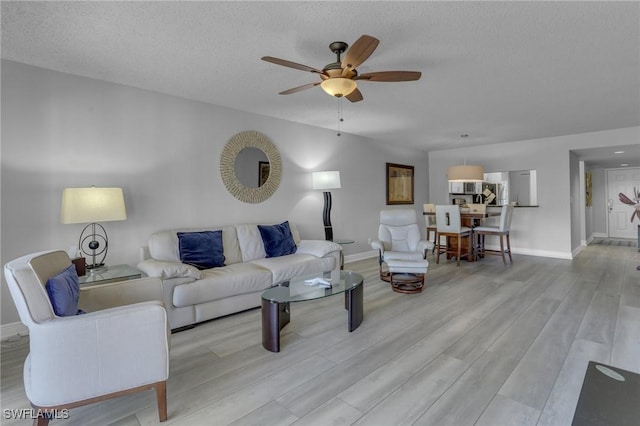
[258,161,270,187]
[386,163,414,205]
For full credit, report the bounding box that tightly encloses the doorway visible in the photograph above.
[607,168,640,239]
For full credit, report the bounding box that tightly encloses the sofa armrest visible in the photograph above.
[296,240,341,258]
[27,302,169,406]
[79,277,164,312]
[370,239,384,252]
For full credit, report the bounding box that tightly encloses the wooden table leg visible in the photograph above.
[345,283,363,332]
[262,298,290,352]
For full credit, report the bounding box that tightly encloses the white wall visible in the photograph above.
[570,152,582,253]
[428,126,640,258]
[587,167,608,237]
[1,60,431,326]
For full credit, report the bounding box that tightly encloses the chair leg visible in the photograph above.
[506,233,513,263]
[33,414,49,426]
[436,235,441,264]
[432,231,437,254]
[499,235,506,265]
[456,237,462,267]
[156,381,168,422]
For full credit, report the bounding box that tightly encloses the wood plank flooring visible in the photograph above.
[1,242,639,425]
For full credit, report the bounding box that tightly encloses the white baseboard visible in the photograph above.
[344,250,377,265]
[1,322,28,340]
[592,232,607,238]
[572,245,584,258]
[346,247,574,265]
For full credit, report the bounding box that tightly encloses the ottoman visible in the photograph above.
[385,258,429,294]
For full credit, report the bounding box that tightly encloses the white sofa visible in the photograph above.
[138,222,341,330]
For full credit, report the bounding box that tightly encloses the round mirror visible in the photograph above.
[234,147,269,188]
[220,131,282,203]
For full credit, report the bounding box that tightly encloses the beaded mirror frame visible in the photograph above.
[220,131,282,203]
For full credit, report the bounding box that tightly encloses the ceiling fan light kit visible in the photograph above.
[262,34,421,103]
[320,78,357,97]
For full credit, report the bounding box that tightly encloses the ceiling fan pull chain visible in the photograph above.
[337,97,344,136]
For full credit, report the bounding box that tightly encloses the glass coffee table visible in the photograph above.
[261,270,364,352]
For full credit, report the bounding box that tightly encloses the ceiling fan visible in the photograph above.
[261,35,421,103]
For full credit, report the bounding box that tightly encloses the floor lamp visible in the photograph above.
[312,171,341,241]
[61,187,127,271]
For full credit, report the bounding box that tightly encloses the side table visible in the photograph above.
[334,239,355,270]
[79,264,144,287]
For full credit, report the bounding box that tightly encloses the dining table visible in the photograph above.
[424,209,501,262]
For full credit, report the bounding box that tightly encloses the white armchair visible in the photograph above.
[4,250,169,425]
[370,209,434,290]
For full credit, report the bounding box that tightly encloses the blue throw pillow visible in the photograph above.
[177,230,225,270]
[258,221,297,258]
[45,264,84,316]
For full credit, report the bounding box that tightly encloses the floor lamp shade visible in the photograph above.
[61,187,127,270]
[448,165,484,182]
[312,171,341,241]
[312,171,341,190]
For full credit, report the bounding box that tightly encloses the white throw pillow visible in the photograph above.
[137,259,202,279]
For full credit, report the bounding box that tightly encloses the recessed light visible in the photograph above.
[614,151,625,154]
[621,163,629,167]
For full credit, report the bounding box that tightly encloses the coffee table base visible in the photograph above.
[262,284,363,353]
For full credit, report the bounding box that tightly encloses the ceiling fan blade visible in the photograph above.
[278,82,320,95]
[341,35,379,74]
[356,71,422,82]
[345,88,363,103]
[262,56,326,75]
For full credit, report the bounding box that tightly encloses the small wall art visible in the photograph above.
[386,163,414,205]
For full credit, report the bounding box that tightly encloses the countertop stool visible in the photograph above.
[385,258,429,294]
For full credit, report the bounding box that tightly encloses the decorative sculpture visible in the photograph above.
[619,187,640,271]
[618,188,640,222]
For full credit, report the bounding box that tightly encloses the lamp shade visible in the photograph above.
[320,78,357,97]
[61,187,127,224]
[448,165,484,182]
[312,171,341,190]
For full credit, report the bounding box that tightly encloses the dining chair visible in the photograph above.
[435,205,473,266]
[473,203,515,264]
[423,203,437,253]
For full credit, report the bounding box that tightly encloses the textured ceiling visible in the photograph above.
[2,1,639,166]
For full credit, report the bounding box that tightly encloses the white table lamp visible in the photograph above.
[61,187,127,271]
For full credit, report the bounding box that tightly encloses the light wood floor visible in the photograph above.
[2,243,639,425]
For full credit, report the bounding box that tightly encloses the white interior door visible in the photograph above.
[607,168,640,238]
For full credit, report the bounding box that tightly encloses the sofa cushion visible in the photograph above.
[45,264,84,316]
[177,230,225,269]
[172,263,272,307]
[148,230,180,262]
[258,221,297,258]
[236,224,266,262]
[251,253,332,285]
